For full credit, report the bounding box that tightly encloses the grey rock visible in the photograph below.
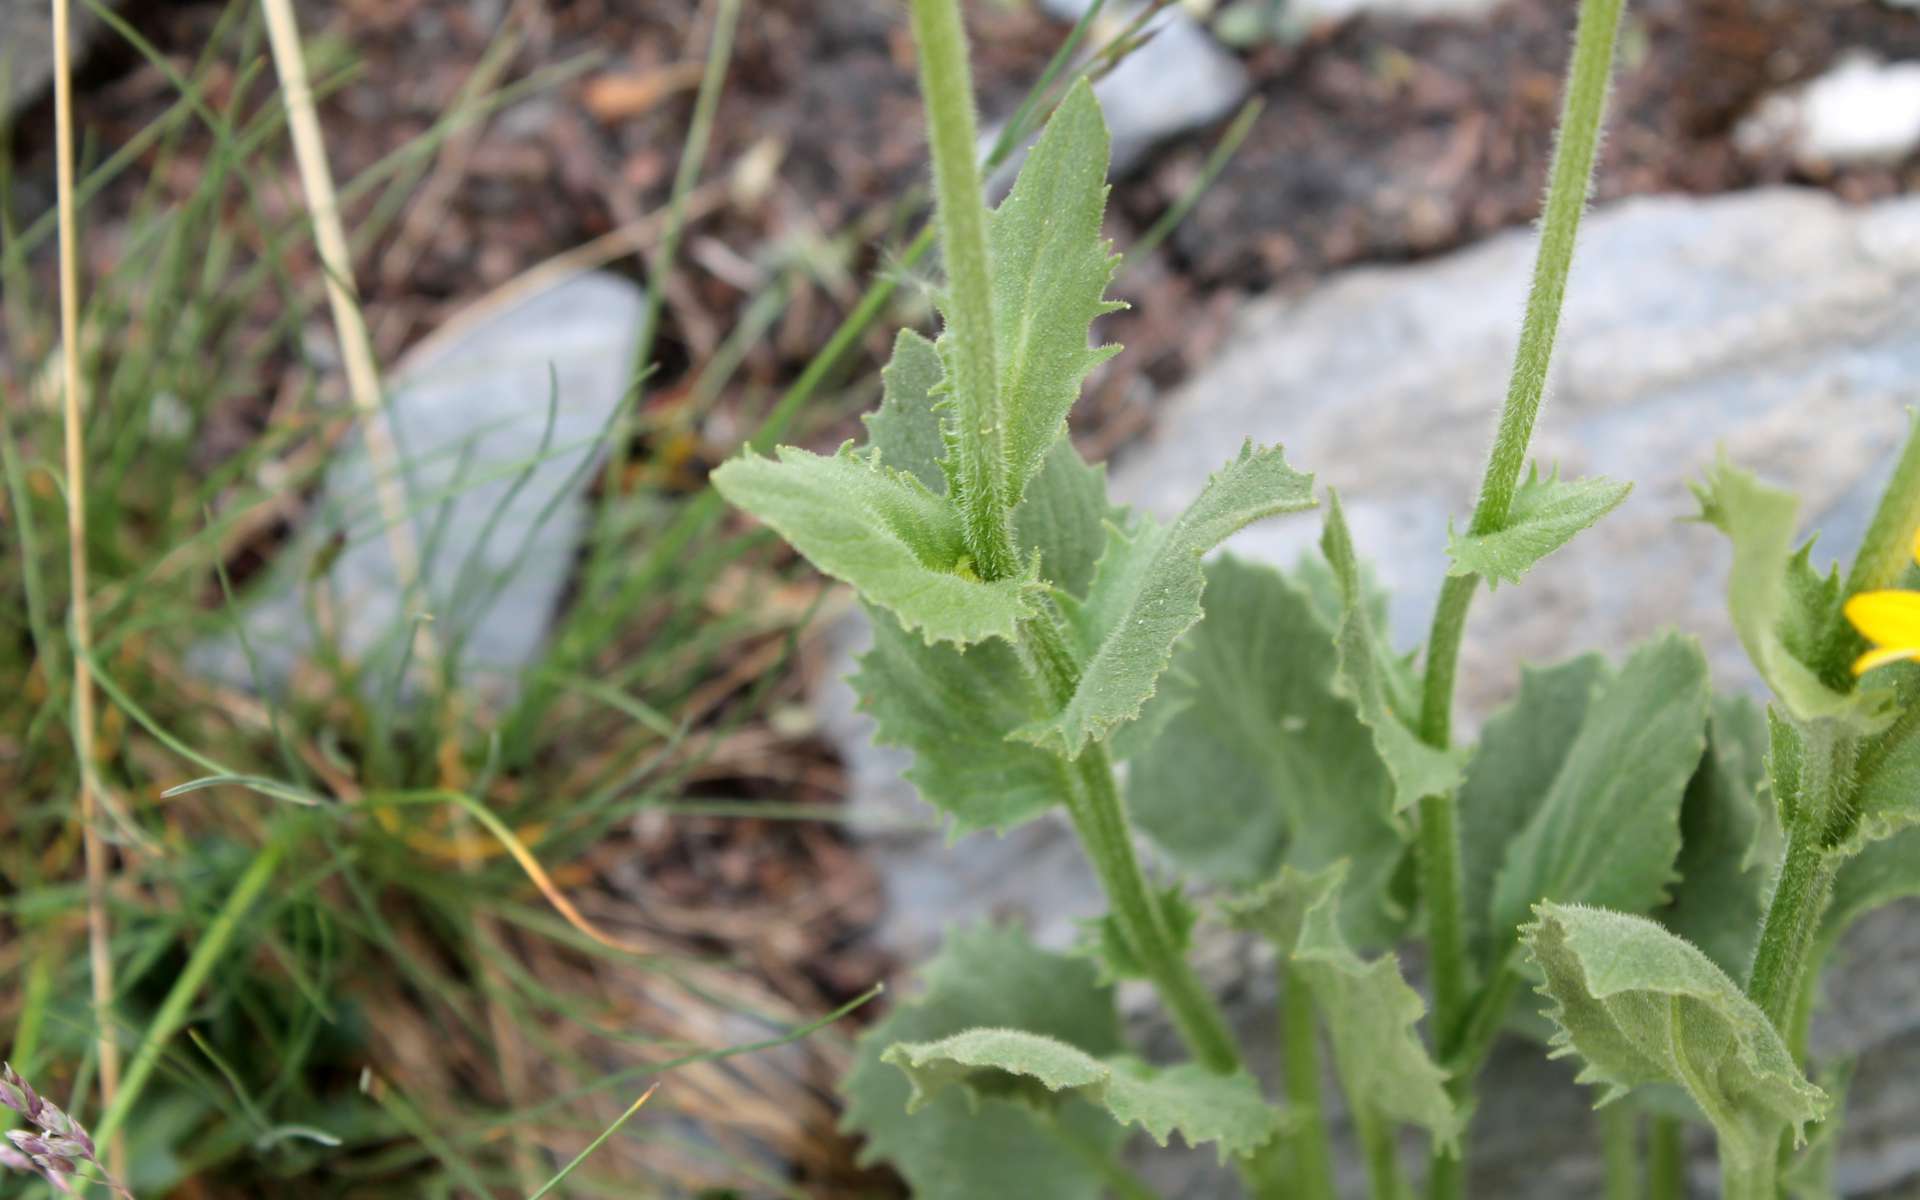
[1,0,108,117]
[1736,55,1920,170]
[195,271,644,705]
[1009,1,1249,180]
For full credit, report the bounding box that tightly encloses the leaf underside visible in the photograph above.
[1523,903,1827,1175]
[883,1027,1282,1163]
[841,924,1126,1200]
[1224,862,1460,1149]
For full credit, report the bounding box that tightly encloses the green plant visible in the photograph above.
[715,0,1920,1196]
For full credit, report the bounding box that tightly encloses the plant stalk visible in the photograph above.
[907,0,1017,580]
[1647,1116,1686,1200]
[1747,821,1838,1036]
[1282,964,1339,1200]
[1413,2,1625,1194]
[51,0,122,1174]
[1601,1103,1642,1200]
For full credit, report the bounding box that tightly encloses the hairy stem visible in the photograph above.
[1747,822,1838,1036]
[907,0,1016,579]
[1647,1116,1686,1200]
[1282,965,1339,1200]
[1414,3,1625,1194]
[1354,1100,1408,1200]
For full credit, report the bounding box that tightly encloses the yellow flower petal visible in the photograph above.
[1844,590,1920,649]
[1853,644,1920,675]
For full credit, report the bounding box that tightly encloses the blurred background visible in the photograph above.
[3,0,1920,1196]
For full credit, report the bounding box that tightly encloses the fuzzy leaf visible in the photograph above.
[841,924,1125,1200]
[1321,493,1466,811]
[1447,466,1631,587]
[1784,1060,1852,1200]
[1655,696,1776,979]
[1130,555,1407,947]
[1458,654,1607,970]
[864,328,948,492]
[853,607,1065,835]
[1836,673,1920,851]
[1692,457,1888,731]
[1014,435,1123,601]
[1224,862,1461,1149]
[1523,903,1828,1176]
[1824,820,1920,951]
[883,1029,1281,1162]
[1488,635,1710,954]
[975,78,1123,517]
[713,446,1034,645]
[1016,441,1316,757]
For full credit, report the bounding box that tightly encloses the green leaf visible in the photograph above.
[883,1029,1281,1162]
[1129,555,1407,947]
[1691,456,1888,731]
[1458,654,1607,970]
[853,607,1066,835]
[1838,683,1920,851]
[1446,465,1631,587]
[864,328,949,493]
[1224,862,1461,1150]
[1488,635,1710,954]
[713,445,1036,646]
[1321,492,1466,811]
[842,924,1126,1200]
[1014,435,1122,601]
[1522,903,1828,1177]
[973,77,1123,518]
[1016,441,1316,758]
[1824,819,1920,950]
[1783,1059,1851,1200]
[1656,696,1776,979]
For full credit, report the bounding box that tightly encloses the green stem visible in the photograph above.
[1721,1153,1777,1200]
[1063,745,1239,1072]
[907,0,1016,580]
[1282,964,1339,1200]
[1414,3,1625,1194]
[1842,413,1920,598]
[1355,1101,1409,1200]
[1648,1117,1686,1200]
[1746,822,1838,1036]
[1601,1103,1642,1200]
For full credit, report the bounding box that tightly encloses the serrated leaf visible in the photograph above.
[1488,635,1710,954]
[1446,465,1631,587]
[1784,1060,1852,1200]
[713,445,1035,645]
[1016,441,1316,757]
[1522,903,1828,1178]
[1692,456,1888,731]
[1224,862,1461,1150]
[841,924,1125,1200]
[1459,654,1607,971]
[1077,884,1197,985]
[864,328,948,492]
[1835,671,1920,851]
[1014,435,1123,601]
[883,1029,1281,1162]
[972,78,1123,519]
[1656,696,1775,979]
[853,607,1066,835]
[1130,555,1407,947]
[1321,492,1466,811]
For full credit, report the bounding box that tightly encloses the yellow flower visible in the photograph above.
[1845,526,1920,675]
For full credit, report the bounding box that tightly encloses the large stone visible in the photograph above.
[825,187,1920,1195]
[194,271,644,704]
